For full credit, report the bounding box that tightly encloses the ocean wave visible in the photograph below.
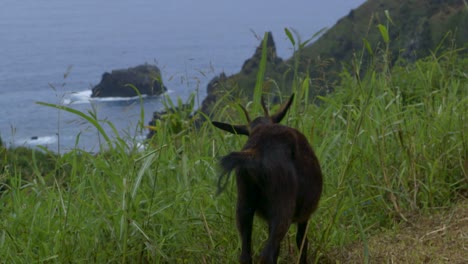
[18,135,58,146]
[62,90,167,105]
[62,90,92,104]
[90,94,149,102]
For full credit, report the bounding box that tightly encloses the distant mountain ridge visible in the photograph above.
[297,0,467,79]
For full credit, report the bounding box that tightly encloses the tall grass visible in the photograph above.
[0,31,466,263]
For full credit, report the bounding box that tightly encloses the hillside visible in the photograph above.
[197,0,467,118]
[298,0,467,80]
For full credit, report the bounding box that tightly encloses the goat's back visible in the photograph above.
[223,123,322,222]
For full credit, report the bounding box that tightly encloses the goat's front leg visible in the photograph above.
[296,221,309,264]
[236,201,255,264]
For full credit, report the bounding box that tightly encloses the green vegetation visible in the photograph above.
[1,25,467,263]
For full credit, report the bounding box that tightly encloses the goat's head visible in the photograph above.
[212,93,295,135]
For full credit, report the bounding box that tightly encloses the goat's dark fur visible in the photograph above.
[212,94,323,264]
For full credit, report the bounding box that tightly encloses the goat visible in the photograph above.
[212,94,323,264]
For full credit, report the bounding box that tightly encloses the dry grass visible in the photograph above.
[328,198,468,263]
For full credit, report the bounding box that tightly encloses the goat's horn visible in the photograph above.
[239,104,251,123]
[271,93,295,123]
[261,96,270,117]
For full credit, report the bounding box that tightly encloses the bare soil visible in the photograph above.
[328,199,468,263]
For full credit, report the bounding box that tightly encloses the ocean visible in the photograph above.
[0,0,365,152]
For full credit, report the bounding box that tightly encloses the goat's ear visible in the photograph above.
[271,93,295,123]
[212,121,250,136]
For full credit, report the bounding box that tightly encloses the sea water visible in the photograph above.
[0,0,365,152]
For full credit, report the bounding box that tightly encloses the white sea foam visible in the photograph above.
[62,89,161,105]
[19,135,57,146]
[62,90,92,105]
[90,94,149,102]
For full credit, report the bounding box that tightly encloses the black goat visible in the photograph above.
[212,94,323,264]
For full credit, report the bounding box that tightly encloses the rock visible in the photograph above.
[240,32,283,75]
[91,64,167,97]
[198,32,286,118]
[198,72,228,117]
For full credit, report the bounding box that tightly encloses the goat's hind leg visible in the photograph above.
[296,221,309,264]
[236,197,255,264]
[260,216,291,263]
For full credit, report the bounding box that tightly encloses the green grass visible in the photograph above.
[0,34,466,263]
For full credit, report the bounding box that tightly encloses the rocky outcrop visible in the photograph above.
[240,32,283,75]
[91,64,167,97]
[197,32,286,119]
[198,72,228,119]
